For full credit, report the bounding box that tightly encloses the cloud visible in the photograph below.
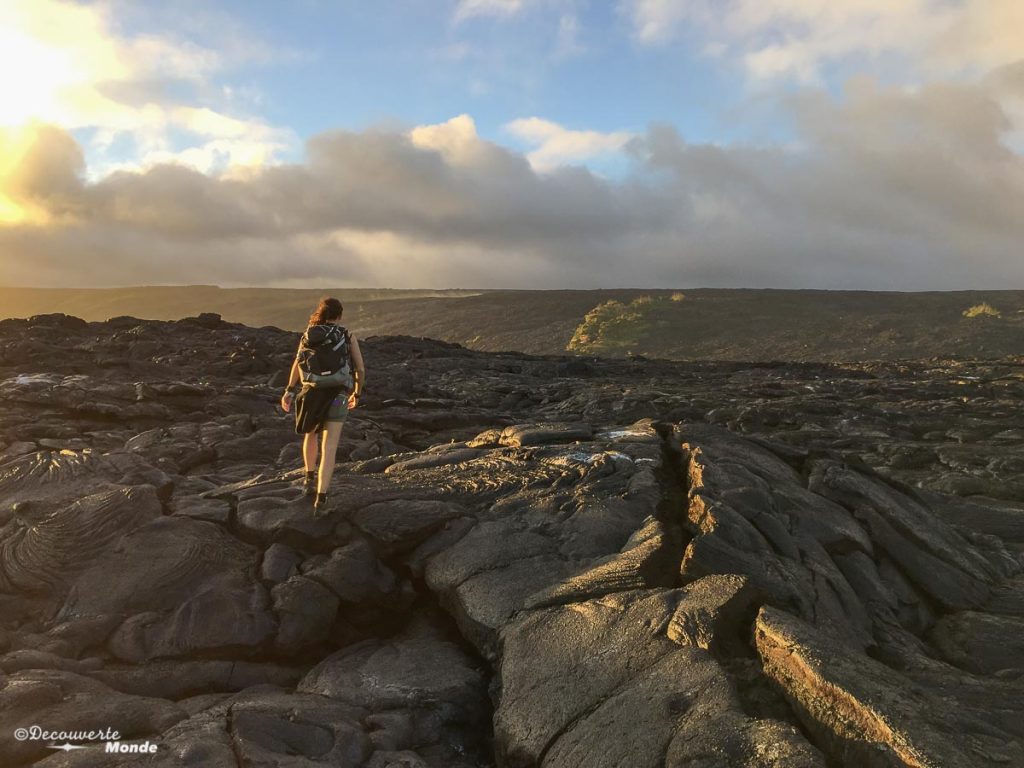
[0,0,292,177]
[453,0,527,23]
[504,117,633,170]
[625,0,696,46]
[0,124,85,225]
[554,13,585,59]
[0,116,666,286]
[634,78,1024,287]
[624,0,1024,83]
[409,114,492,167]
[1,84,1022,290]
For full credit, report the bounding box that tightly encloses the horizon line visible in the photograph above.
[3,285,1024,295]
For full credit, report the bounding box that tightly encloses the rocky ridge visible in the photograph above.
[0,312,1021,767]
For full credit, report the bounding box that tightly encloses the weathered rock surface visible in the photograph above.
[756,606,1024,767]
[0,314,1021,766]
[495,588,825,768]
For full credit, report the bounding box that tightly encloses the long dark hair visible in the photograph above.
[308,297,343,327]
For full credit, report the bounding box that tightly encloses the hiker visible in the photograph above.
[280,297,365,514]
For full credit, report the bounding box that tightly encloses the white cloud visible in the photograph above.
[409,114,491,167]
[626,0,695,46]
[453,0,526,23]
[504,117,633,170]
[0,0,292,178]
[624,0,1024,83]
[554,13,585,59]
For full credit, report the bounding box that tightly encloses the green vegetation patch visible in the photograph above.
[962,302,1002,319]
[568,294,680,355]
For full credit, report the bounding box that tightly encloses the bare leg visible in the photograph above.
[317,421,345,494]
[303,431,320,473]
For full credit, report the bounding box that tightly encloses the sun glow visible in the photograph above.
[0,127,36,224]
[0,1,123,224]
[0,197,25,224]
[0,0,286,184]
[0,28,77,126]
[0,1,126,129]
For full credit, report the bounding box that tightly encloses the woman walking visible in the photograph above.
[281,297,364,514]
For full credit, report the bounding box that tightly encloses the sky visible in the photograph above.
[0,0,1022,290]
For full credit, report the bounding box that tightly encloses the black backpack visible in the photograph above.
[297,324,353,388]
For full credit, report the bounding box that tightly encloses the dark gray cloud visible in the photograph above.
[633,78,1024,288]
[1,77,1022,289]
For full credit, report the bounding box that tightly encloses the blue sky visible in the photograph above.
[75,0,815,175]
[0,0,1022,289]
[92,1,747,164]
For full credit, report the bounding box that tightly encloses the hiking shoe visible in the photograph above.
[302,472,317,497]
[313,493,328,517]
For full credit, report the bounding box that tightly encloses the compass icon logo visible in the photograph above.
[47,743,91,752]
